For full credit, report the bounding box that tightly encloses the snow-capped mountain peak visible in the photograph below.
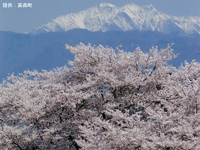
[32,3,200,34]
[98,3,116,8]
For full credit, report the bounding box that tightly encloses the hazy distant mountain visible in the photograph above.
[0,29,200,81]
[32,3,200,34]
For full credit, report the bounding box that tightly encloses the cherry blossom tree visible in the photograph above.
[0,43,199,150]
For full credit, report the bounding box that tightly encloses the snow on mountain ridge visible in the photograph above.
[98,3,116,8]
[32,3,200,34]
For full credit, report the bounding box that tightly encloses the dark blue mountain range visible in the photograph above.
[0,29,200,81]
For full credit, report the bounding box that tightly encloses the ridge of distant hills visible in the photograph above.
[32,3,200,34]
[0,29,200,81]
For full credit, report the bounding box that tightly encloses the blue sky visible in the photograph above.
[0,0,200,33]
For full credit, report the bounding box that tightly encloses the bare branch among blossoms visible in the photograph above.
[0,43,199,150]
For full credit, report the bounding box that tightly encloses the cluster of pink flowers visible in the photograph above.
[0,43,199,149]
